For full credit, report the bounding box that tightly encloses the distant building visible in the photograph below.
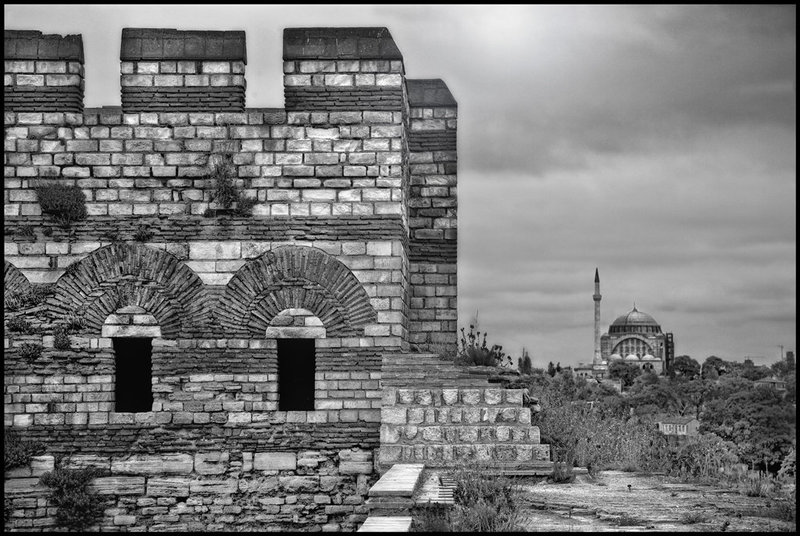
[754,377,788,392]
[655,415,700,437]
[577,269,675,379]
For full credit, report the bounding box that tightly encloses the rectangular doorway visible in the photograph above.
[112,337,153,412]
[278,338,316,411]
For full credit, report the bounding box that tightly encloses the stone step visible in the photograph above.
[381,424,541,443]
[368,463,425,498]
[357,516,412,532]
[380,443,551,466]
[381,407,532,426]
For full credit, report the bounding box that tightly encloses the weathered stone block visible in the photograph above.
[111,454,193,475]
[90,476,146,495]
[146,477,191,497]
[254,452,297,471]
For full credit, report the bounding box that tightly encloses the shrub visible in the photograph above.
[206,143,258,216]
[681,511,708,524]
[64,313,85,332]
[518,348,533,375]
[133,224,154,242]
[448,464,523,532]
[19,343,43,361]
[4,428,45,472]
[3,286,51,311]
[40,466,104,531]
[550,461,575,483]
[53,326,71,350]
[15,225,35,239]
[34,183,87,225]
[456,324,509,367]
[6,317,35,334]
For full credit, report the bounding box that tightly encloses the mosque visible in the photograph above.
[574,269,675,379]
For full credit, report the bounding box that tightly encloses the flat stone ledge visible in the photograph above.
[121,28,246,62]
[284,27,402,60]
[5,30,84,62]
[357,516,412,532]
[368,463,424,497]
[406,79,457,108]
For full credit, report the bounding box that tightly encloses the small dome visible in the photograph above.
[612,306,660,328]
[609,354,622,360]
[625,353,639,361]
[643,354,656,360]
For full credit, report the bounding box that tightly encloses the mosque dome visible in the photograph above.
[609,354,622,361]
[643,354,656,360]
[609,306,662,335]
[625,353,639,361]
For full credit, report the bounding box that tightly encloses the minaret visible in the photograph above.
[593,268,602,364]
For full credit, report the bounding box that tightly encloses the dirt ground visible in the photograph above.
[517,470,796,532]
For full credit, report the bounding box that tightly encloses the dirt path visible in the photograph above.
[517,471,795,532]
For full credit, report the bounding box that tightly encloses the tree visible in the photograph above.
[672,355,700,379]
[547,361,556,378]
[608,360,642,389]
[517,348,533,375]
[702,355,727,379]
[555,362,562,373]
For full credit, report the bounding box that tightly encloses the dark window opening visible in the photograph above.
[278,338,316,411]
[113,337,153,412]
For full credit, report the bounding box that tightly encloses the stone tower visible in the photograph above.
[593,267,602,364]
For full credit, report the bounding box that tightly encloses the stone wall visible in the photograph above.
[4,31,84,113]
[3,25,460,532]
[5,450,375,532]
[406,80,458,352]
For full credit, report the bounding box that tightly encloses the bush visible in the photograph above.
[15,225,35,239]
[34,183,87,225]
[133,224,154,242]
[19,343,43,361]
[6,316,35,333]
[64,313,85,332]
[53,326,71,350]
[4,428,45,472]
[205,143,257,215]
[550,461,575,483]
[681,511,708,524]
[40,466,104,531]
[4,286,51,311]
[449,465,523,531]
[456,324,509,367]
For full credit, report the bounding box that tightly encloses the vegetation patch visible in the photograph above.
[456,322,509,367]
[34,183,87,225]
[6,316,37,334]
[205,143,258,216]
[4,428,46,472]
[40,464,104,531]
[133,224,154,242]
[413,464,524,532]
[4,286,51,311]
[53,326,72,350]
[19,343,43,361]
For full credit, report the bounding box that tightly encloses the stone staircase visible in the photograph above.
[378,353,552,474]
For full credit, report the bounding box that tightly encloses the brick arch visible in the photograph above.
[49,243,206,338]
[219,245,377,337]
[4,261,31,294]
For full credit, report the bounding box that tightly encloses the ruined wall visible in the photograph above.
[4,26,458,532]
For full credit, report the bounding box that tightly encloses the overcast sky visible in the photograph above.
[6,5,796,368]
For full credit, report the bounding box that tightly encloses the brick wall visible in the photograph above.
[3,25,460,532]
[4,31,84,113]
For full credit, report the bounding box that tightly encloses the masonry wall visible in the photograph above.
[4,26,459,532]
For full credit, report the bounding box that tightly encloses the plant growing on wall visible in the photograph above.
[40,463,104,531]
[53,326,71,350]
[4,286,50,312]
[205,142,257,216]
[133,224,154,242]
[456,324,509,367]
[6,317,36,334]
[34,183,87,225]
[4,428,45,472]
[19,343,43,361]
